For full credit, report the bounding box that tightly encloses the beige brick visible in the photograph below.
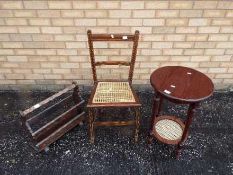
[6,18,27,25]
[75,19,96,26]
[109,42,129,49]
[6,74,24,80]
[0,1,23,9]
[23,42,44,49]
[221,27,233,33]
[61,10,84,18]
[13,69,32,74]
[212,19,232,26]
[166,18,188,26]
[15,49,35,55]
[97,19,119,26]
[0,10,13,17]
[141,49,161,55]
[63,27,86,34]
[2,42,23,48]
[194,1,218,9]
[176,27,197,33]
[2,62,19,68]
[226,11,233,17]
[198,27,220,33]
[200,62,220,68]
[186,34,208,41]
[131,27,152,34]
[217,1,233,9]
[121,19,142,26]
[0,68,11,73]
[41,62,59,68]
[180,62,199,68]
[170,1,193,9]
[37,10,60,17]
[85,10,107,18]
[33,69,51,74]
[230,35,233,41]
[194,42,216,49]
[0,49,14,55]
[209,34,229,41]
[153,27,175,33]
[68,56,87,62]
[24,1,48,9]
[29,19,50,26]
[28,56,47,62]
[41,27,62,34]
[73,1,96,9]
[52,19,74,26]
[228,68,233,73]
[163,49,183,55]
[19,27,40,33]
[156,10,179,17]
[133,10,155,18]
[25,74,43,80]
[152,42,173,49]
[184,49,204,55]
[150,56,170,61]
[53,69,71,74]
[216,42,233,48]
[98,1,119,9]
[221,62,233,67]
[109,10,131,18]
[145,1,168,9]
[143,19,165,26]
[17,80,36,84]
[180,10,202,17]
[19,62,40,68]
[7,56,27,62]
[142,35,164,41]
[9,34,31,41]
[205,49,225,55]
[189,18,210,26]
[60,63,79,68]
[216,74,233,79]
[48,1,72,9]
[170,56,190,62]
[44,74,62,79]
[211,55,231,62]
[190,56,210,62]
[165,34,185,41]
[54,35,74,41]
[203,10,226,17]
[36,49,56,55]
[140,62,159,68]
[66,42,86,49]
[121,1,144,9]
[0,34,10,41]
[57,49,77,55]
[14,10,37,17]
[208,68,227,73]
[0,56,6,61]
[0,80,16,84]
[32,34,54,41]
[0,27,17,33]
[75,34,87,41]
[108,27,131,33]
[48,56,67,62]
[174,42,194,49]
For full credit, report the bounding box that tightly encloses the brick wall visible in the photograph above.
[0,0,233,87]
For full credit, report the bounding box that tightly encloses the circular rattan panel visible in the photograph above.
[93,82,135,103]
[153,116,185,145]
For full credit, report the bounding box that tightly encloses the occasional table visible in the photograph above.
[149,66,214,157]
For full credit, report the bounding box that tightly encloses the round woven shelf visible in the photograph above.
[152,116,185,145]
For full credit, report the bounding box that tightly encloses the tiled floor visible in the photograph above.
[0,89,233,175]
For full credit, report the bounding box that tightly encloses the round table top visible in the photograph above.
[150,66,214,103]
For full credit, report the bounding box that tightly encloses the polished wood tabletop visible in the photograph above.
[150,66,214,103]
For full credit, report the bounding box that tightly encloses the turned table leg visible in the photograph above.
[88,108,95,143]
[134,107,140,142]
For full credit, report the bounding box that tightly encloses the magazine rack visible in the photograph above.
[20,82,85,152]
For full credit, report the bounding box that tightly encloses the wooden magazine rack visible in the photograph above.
[20,82,85,152]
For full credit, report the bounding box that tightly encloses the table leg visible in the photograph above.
[134,107,140,142]
[176,103,197,158]
[148,93,161,144]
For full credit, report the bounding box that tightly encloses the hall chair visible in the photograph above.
[87,30,141,143]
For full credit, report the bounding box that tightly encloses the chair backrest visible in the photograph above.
[87,30,139,84]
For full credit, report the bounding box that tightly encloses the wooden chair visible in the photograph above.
[87,30,141,143]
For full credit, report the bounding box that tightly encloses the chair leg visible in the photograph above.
[134,107,140,142]
[88,109,95,143]
[175,144,182,159]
